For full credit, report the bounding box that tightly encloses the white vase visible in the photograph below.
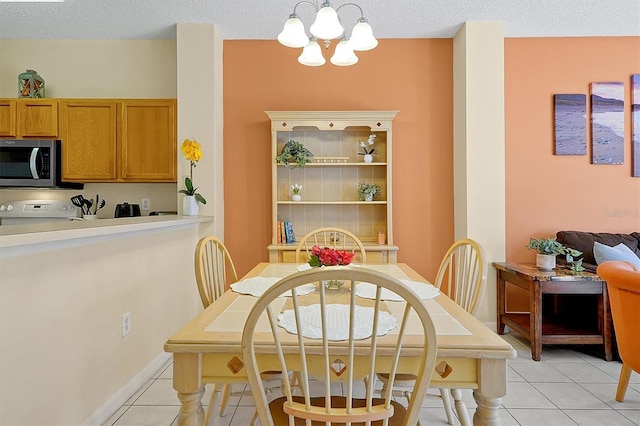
[536,253,556,270]
[292,193,302,202]
[364,154,373,163]
[183,195,199,216]
[365,194,374,202]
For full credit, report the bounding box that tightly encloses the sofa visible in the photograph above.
[556,231,640,272]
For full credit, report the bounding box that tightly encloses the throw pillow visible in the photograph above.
[593,241,640,269]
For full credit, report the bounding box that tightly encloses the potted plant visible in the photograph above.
[290,183,302,201]
[358,134,376,163]
[276,140,313,168]
[358,182,380,202]
[179,138,207,216]
[526,237,582,271]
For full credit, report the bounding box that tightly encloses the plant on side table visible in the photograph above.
[526,237,583,271]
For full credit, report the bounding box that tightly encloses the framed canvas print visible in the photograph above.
[591,82,624,165]
[633,75,640,176]
[554,94,587,155]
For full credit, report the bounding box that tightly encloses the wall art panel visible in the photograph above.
[554,94,587,155]
[632,74,640,176]
[591,82,624,165]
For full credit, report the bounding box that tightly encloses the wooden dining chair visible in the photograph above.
[377,238,486,426]
[194,236,239,422]
[195,236,286,425]
[242,266,439,426]
[596,260,640,402]
[195,235,238,309]
[295,227,367,264]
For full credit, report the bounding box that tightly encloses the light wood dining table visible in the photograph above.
[164,263,516,426]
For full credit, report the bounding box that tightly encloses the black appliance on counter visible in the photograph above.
[114,203,141,218]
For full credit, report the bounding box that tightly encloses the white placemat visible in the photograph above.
[230,276,315,297]
[278,304,397,340]
[354,279,440,301]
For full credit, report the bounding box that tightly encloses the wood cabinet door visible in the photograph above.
[119,100,176,182]
[60,100,117,181]
[0,99,17,137]
[17,99,58,137]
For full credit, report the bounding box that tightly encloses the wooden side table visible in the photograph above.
[493,262,613,361]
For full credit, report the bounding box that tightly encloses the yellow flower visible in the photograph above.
[181,139,203,162]
[179,138,206,205]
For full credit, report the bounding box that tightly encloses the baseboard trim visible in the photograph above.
[83,352,172,426]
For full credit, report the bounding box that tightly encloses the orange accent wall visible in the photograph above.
[223,39,454,280]
[223,36,640,303]
[505,37,640,310]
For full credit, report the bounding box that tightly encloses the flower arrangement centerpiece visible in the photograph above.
[291,183,303,201]
[179,138,207,215]
[308,245,355,267]
[358,134,376,163]
[308,245,354,289]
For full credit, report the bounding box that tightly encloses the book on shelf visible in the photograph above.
[280,221,287,244]
[276,220,282,244]
[284,221,296,244]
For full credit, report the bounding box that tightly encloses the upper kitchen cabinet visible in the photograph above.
[60,99,176,182]
[60,100,118,181]
[0,98,58,138]
[0,100,16,137]
[119,100,176,182]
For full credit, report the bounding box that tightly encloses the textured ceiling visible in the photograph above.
[0,0,639,40]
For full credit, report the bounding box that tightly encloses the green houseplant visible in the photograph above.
[358,182,380,202]
[276,140,313,168]
[526,237,583,271]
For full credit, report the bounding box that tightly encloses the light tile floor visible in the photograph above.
[104,332,640,425]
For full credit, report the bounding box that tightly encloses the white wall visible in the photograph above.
[453,22,506,328]
[0,225,202,425]
[0,40,179,213]
[0,40,203,424]
[176,24,223,237]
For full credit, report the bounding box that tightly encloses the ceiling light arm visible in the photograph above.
[290,0,319,17]
[335,2,365,20]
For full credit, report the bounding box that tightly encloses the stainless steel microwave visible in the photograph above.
[0,139,82,188]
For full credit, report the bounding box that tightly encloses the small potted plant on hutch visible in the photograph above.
[526,237,583,271]
[276,140,314,168]
[358,182,380,202]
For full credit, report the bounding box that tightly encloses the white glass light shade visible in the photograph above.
[278,15,309,48]
[298,39,326,66]
[310,3,344,40]
[347,19,378,51]
[330,39,358,66]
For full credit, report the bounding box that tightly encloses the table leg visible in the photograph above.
[473,392,502,426]
[600,284,613,361]
[496,273,506,335]
[530,280,542,361]
[173,353,205,426]
[473,358,507,426]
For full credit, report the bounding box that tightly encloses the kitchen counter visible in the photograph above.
[0,215,213,257]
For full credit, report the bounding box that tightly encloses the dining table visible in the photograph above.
[164,262,516,426]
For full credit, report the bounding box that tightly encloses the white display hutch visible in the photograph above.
[266,111,399,263]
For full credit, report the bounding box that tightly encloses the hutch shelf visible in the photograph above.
[266,111,399,264]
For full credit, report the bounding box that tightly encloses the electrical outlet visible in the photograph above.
[141,198,150,211]
[122,312,131,337]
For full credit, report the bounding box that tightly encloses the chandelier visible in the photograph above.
[277,1,378,67]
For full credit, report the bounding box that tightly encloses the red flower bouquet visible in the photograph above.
[308,245,355,267]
